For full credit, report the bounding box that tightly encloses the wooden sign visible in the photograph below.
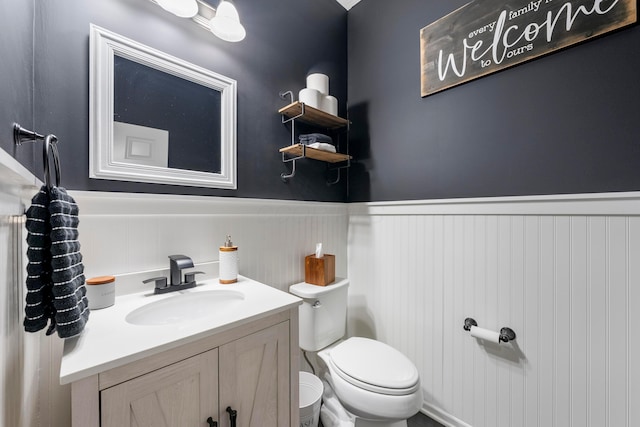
[420,0,637,97]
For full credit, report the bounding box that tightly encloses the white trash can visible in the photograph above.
[299,371,323,427]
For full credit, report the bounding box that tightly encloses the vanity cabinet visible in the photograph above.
[70,310,299,427]
[101,349,219,426]
[219,322,291,426]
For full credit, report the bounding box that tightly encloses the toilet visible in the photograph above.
[290,279,423,427]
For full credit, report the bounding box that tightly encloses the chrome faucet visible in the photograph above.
[143,254,204,294]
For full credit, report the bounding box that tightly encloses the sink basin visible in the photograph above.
[125,289,245,326]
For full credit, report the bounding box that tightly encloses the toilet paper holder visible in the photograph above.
[463,317,516,343]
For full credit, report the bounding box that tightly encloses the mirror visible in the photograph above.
[89,24,237,189]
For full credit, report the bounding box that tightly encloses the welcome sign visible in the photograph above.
[420,0,637,97]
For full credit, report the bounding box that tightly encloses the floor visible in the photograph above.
[319,412,445,427]
[408,412,445,427]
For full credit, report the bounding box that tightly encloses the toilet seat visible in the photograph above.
[328,337,420,396]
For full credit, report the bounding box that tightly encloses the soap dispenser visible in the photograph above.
[219,235,238,284]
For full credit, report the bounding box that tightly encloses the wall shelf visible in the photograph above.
[279,144,352,163]
[278,101,350,129]
[278,93,351,184]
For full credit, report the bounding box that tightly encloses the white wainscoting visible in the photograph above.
[347,194,640,427]
[0,150,44,427]
[70,191,349,294]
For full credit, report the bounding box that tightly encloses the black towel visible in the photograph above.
[299,133,333,144]
[49,187,90,338]
[24,187,54,333]
[23,186,89,338]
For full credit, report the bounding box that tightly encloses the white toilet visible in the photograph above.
[290,279,423,427]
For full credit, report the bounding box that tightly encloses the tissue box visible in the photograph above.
[305,254,335,286]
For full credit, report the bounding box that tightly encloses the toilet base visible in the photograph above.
[354,419,407,427]
[320,401,409,427]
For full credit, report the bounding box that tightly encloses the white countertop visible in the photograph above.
[60,276,301,385]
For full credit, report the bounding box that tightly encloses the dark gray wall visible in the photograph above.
[31,0,347,201]
[0,0,35,170]
[347,0,640,201]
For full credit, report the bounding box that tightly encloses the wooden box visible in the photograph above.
[304,254,335,286]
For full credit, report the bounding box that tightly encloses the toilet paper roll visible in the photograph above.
[321,95,338,116]
[470,325,501,343]
[299,88,321,109]
[306,73,329,95]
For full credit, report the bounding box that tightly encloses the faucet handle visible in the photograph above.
[143,276,168,291]
[184,271,205,284]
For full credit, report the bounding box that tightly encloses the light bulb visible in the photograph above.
[209,1,246,42]
[156,0,199,18]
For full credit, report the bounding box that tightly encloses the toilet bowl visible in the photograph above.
[319,337,423,426]
[289,279,423,427]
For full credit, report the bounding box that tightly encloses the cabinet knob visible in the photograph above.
[226,406,237,427]
[206,416,217,427]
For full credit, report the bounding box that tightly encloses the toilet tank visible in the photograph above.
[289,278,349,351]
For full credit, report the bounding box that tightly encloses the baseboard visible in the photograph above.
[421,402,473,427]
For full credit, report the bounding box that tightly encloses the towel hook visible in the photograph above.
[43,135,61,190]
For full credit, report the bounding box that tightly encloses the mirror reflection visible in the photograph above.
[113,55,222,174]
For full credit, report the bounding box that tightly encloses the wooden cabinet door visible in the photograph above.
[219,322,290,427]
[101,349,219,427]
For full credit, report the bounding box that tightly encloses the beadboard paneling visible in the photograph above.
[347,199,640,427]
[70,191,349,294]
[0,154,43,427]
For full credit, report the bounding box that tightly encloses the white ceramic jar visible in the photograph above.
[85,275,116,309]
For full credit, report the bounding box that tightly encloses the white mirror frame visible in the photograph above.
[89,24,237,189]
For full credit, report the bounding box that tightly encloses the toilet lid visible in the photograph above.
[329,337,419,393]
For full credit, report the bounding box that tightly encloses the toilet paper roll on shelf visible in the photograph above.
[322,95,338,116]
[299,88,322,109]
[306,73,329,95]
[463,317,516,343]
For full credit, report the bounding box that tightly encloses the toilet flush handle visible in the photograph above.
[312,300,322,308]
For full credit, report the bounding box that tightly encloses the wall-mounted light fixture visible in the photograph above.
[209,1,246,42]
[149,0,246,42]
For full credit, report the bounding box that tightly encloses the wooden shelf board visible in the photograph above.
[279,144,352,163]
[278,101,349,129]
